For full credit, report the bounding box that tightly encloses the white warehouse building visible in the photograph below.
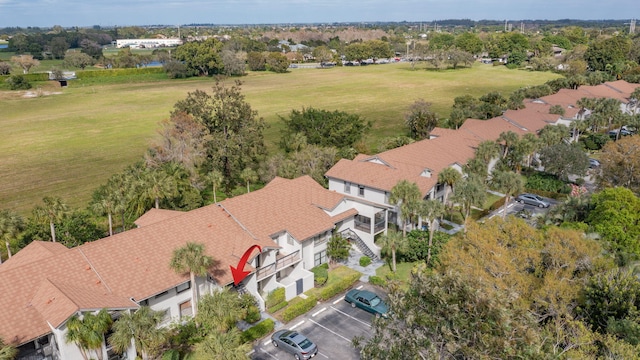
[115,38,182,48]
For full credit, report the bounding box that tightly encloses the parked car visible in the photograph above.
[271,330,318,360]
[344,289,389,318]
[515,193,550,208]
[589,158,601,168]
[609,129,632,138]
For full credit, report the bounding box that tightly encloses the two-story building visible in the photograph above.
[0,175,389,360]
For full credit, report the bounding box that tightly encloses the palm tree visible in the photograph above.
[497,131,519,160]
[378,230,406,272]
[490,171,524,219]
[193,329,250,360]
[0,337,17,360]
[240,167,258,193]
[108,307,167,360]
[65,309,113,360]
[437,167,462,207]
[141,168,178,209]
[0,210,24,263]
[32,196,68,242]
[90,189,117,236]
[452,177,486,232]
[205,169,224,203]
[170,242,214,317]
[389,180,422,238]
[196,289,245,333]
[417,199,445,266]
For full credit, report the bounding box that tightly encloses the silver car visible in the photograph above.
[271,329,318,359]
[515,193,550,208]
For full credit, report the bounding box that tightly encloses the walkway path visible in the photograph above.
[342,248,385,282]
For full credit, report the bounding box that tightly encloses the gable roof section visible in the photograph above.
[134,208,184,227]
[501,102,561,133]
[221,176,350,242]
[0,241,69,273]
[0,201,277,346]
[605,80,640,96]
[326,130,483,197]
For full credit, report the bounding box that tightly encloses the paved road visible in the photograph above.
[251,282,383,360]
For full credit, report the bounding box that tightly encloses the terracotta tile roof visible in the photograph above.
[221,176,351,242]
[0,200,277,346]
[326,131,484,197]
[459,117,527,138]
[501,102,561,133]
[605,80,640,96]
[134,208,184,227]
[0,241,68,273]
[580,84,629,102]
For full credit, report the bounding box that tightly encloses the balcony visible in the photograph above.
[256,250,301,281]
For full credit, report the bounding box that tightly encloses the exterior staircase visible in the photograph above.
[340,229,379,260]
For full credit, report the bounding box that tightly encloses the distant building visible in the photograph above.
[115,38,182,48]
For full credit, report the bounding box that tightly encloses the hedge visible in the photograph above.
[318,272,361,301]
[282,295,318,322]
[241,318,275,343]
[75,67,163,78]
[266,288,285,308]
[368,275,386,286]
[267,300,288,314]
[311,265,328,286]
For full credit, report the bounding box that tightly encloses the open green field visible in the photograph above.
[0,63,561,214]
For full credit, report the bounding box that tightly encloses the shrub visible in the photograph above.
[244,305,261,324]
[369,276,386,286]
[311,265,328,286]
[525,172,570,193]
[241,318,275,343]
[282,295,318,322]
[489,197,507,211]
[397,230,450,264]
[6,74,31,90]
[163,60,190,79]
[265,288,285,308]
[359,256,371,267]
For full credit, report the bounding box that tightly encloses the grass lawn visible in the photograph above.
[376,261,422,290]
[0,63,561,214]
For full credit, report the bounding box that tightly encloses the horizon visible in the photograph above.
[0,0,637,28]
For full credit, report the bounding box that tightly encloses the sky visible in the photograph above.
[0,0,637,28]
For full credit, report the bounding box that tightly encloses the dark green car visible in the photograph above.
[344,289,389,318]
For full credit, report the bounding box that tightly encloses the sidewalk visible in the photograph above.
[342,248,385,282]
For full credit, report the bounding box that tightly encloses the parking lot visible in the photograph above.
[250,282,382,360]
[489,194,558,222]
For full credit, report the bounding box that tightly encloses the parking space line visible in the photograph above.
[356,285,363,289]
[290,320,305,330]
[308,319,351,342]
[330,306,371,327]
[316,352,329,358]
[333,296,344,304]
[312,307,327,317]
[257,349,279,359]
[263,338,272,346]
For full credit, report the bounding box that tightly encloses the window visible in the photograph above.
[314,251,327,267]
[314,234,328,246]
[358,185,365,197]
[355,214,371,233]
[155,290,168,299]
[179,300,192,318]
[344,181,351,193]
[287,234,294,246]
[176,282,190,294]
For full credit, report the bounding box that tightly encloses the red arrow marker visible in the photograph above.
[230,244,262,285]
